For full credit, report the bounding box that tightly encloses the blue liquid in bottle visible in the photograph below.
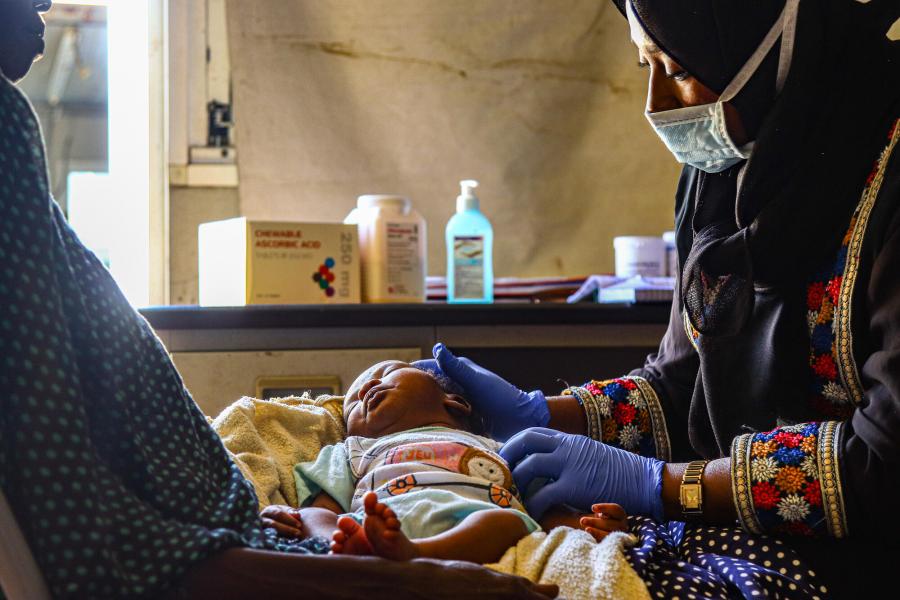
[446,180,493,304]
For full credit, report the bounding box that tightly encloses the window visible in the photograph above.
[19,0,167,307]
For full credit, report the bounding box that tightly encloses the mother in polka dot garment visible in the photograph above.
[424,0,900,597]
[0,2,559,599]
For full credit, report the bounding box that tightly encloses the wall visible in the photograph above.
[169,186,240,304]
[168,1,685,303]
[224,0,682,278]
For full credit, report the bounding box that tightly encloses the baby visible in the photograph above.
[260,360,627,564]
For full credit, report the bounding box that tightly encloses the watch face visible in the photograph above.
[681,484,701,508]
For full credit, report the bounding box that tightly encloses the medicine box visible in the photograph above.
[199,217,361,306]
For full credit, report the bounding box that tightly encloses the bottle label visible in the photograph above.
[385,222,422,297]
[453,235,485,299]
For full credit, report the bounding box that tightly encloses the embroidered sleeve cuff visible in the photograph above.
[564,377,671,461]
[731,421,848,538]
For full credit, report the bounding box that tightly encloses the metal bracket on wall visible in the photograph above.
[168,0,238,188]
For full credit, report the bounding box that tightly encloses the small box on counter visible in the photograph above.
[199,217,361,306]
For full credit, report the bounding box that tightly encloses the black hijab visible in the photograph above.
[614,0,900,336]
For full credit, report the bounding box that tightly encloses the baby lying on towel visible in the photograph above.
[261,360,627,564]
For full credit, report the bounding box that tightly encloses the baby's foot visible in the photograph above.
[331,516,374,555]
[361,491,419,561]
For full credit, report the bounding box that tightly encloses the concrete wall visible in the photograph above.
[225,0,682,278]
[169,186,240,304]
[169,1,684,303]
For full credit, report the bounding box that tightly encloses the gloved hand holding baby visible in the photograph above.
[414,343,665,523]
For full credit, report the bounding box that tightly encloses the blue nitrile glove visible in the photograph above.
[500,427,665,521]
[412,343,550,442]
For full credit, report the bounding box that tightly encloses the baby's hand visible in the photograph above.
[579,503,628,542]
[260,504,304,538]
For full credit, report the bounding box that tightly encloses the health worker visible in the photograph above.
[424,1,900,596]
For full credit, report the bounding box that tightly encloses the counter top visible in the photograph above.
[140,302,671,330]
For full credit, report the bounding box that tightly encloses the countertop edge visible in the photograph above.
[139,303,672,330]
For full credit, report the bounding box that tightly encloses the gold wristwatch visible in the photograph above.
[680,460,709,520]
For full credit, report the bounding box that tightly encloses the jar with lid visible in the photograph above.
[344,195,427,303]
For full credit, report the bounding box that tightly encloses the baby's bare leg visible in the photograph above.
[414,508,530,563]
[538,505,591,531]
[539,504,630,542]
[342,492,529,563]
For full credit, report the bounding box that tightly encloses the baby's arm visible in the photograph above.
[538,503,629,542]
[260,504,304,537]
[537,505,589,531]
[579,503,629,542]
[285,440,357,539]
[299,493,346,540]
[308,491,343,513]
[260,492,344,540]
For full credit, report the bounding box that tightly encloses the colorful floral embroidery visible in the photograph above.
[805,215,855,420]
[731,422,847,538]
[804,118,899,418]
[565,377,671,461]
[683,310,701,351]
[731,121,898,540]
[682,270,743,335]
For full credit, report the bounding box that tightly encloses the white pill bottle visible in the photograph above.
[344,195,427,303]
[613,236,666,277]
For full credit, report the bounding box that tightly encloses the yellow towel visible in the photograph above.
[486,527,651,600]
[211,395,345,508]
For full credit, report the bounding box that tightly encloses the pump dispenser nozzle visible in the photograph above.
[457,179,480,213]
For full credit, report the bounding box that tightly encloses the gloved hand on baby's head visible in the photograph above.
[413,344,550,442]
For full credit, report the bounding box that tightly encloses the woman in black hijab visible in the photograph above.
[0,1,558,598]
[429,0,900,596]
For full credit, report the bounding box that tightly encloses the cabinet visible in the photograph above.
[171,347,421,416]
[142,304,669,418]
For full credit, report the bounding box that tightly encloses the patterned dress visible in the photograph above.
[566,119,900,599]
[0,75,324,598]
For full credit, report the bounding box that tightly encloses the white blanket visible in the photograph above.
[486,527,651,600]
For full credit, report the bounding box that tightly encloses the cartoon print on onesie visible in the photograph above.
[383,441,519,499]
[386,442,513,485]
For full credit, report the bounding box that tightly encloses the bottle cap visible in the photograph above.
[357,195,410,214]
[456,180,479,213]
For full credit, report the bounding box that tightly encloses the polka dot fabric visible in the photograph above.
[0,76,322,598]
[626,516,830,599]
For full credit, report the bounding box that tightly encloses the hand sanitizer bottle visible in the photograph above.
[446,180,493,303]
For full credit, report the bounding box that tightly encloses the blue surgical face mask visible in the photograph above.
[646,103,755,174]
[641,0,800,174]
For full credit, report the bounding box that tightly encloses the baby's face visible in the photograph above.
[344,360,465,437]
